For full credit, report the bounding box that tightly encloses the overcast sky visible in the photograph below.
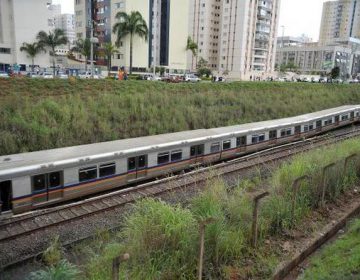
[54,0,329,41]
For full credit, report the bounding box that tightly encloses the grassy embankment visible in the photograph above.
[301,219,360,280]
[26,138,360,279]
[0,79,360,155]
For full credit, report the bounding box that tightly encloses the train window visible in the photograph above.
[79,166,97,182]
[280,128,292,137]
[190,144,204,157]
[138,155,147,169]
[269,130,277,140]
[99,162,116,177]
[158,152,170,165]
[309,124,314,130]
[236,136,247,147]
[223,140,231,150]
[128,157,136,171]
[211,142,220,153]
[171,150,182,162]
[32,174,46,192]
[341,114,349,121]
[252,134,264,144]
[49,172,62,188]
[324,118,332,125]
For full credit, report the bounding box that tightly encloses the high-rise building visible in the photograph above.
[54,14,76,45]
[189,0,281,79]
[74,0,280,79]
[0,0,54,71]
[319,0,360,45]
[75,0,190,70]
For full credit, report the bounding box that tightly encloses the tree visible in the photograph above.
[112,11,148,74]
[20,42,45,72]
[186,36,198,68]
[330,66,340,79]
[37,29,68,77]
[196,57,212,78]
[103,42,118,72]
[71,38,91,71]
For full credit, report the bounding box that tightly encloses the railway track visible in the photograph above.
[1,125,360,268]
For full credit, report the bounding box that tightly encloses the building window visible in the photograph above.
[0,48,11,54]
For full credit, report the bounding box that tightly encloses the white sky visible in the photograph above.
[53,0,329,42]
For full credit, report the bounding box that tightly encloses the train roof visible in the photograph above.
[0,105,359,175]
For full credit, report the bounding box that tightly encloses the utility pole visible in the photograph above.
[152,1,157,79]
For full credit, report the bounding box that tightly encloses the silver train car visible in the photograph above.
[1,105,360,214]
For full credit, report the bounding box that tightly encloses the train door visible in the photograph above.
[127,155,148,182]
[294,125,301,137]
[335,115,340,125]
[350,111,355,121]
[190,144,205,165]
[32,171,63,204]
[0,181,12,212]
[316,120,322,132]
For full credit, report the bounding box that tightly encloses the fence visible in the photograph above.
[111,153,360,279]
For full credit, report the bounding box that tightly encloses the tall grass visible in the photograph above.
[1,79,360,155]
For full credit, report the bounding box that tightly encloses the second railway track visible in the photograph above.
[1,125,360,269]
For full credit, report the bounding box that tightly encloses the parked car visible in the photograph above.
[41,72,54,79]
[349,79,359,84]
[184,74,201,82]
[26,72,42,78]
[57,72,68,79]
[0,72,9,78]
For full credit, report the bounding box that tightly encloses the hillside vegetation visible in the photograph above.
[0,79,360,155]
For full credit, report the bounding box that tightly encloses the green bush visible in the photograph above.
[27,260,81,280]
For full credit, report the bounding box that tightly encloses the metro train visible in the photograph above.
[1,105,360,215]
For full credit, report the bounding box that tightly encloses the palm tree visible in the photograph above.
[103,42,119,72]
[37,29,68,77]
[186,36,198,69]
[71,38,91,71]
[20,42,45,72]
[112,11,148,74]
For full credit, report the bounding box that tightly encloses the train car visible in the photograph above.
[1,105,360,215]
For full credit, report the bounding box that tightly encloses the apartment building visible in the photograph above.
[54,14,76,45]
[189,0,281,80]
[0,0,53,71]
[276,43,360,78]
[74,0,280,79]
[75,0,190,71]
[319,0,360,45]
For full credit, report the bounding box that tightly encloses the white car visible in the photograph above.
[42,72,54,79]
[185,74,201,82]
[0,72,9,78]
[57,72,68,79]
